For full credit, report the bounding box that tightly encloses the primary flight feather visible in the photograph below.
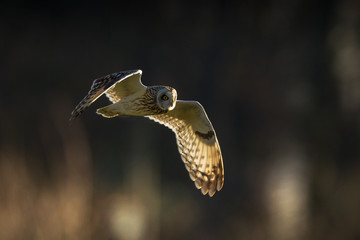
[70,70,224,197]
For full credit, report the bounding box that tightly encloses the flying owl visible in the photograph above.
[70,70,224,197]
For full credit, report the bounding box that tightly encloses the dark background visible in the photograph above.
[1,0,360,239]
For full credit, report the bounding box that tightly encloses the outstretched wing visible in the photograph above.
[147,100,224,197]
[70,69,146,121]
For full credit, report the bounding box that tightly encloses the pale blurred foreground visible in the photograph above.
[0,105,93,240]
[0,104,162,240]
[1,100,359,240]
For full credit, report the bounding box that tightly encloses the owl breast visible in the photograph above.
[129,87,169,115]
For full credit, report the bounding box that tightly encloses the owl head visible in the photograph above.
[156,87,177,111]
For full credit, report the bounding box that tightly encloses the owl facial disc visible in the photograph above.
[156,87,177,111]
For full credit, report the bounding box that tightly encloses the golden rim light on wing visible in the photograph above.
[147,100,224,197]
[70,71,224,197]
[70,70,144,121]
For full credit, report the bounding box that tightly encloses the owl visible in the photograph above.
[70,70,224,197]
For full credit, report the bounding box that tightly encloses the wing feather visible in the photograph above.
[146,100,224,197]
[70,69,145,121]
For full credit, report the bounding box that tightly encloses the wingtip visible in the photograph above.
[69,109,80,123]
[204,184,222,197]
[201,186,217,197]
[208,190,216,197]
[68,115,76,125]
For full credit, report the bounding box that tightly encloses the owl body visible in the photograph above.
[97,86,177,117]
[70,70,224,197]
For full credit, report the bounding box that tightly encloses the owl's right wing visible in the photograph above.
[147,100,224,197]
[70,70,146,121]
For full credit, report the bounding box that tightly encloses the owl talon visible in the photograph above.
[96,108,120,118]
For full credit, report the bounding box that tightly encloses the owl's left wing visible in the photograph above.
[146,100,224,197]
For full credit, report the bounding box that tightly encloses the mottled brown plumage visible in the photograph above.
[147,101,224,196]
[70,70,224,197]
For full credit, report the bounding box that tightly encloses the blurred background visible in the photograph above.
[1,0,360,239]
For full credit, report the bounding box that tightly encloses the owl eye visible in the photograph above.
[161,95,169,100]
